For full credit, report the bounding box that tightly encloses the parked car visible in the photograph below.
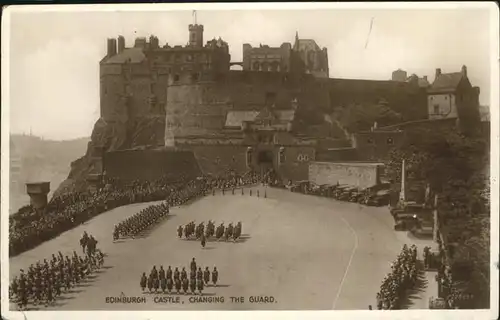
[338,186,357,201]
[365,189,391,206]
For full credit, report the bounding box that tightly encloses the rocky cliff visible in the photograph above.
[53,115,165,197]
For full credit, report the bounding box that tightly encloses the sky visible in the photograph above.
[5,5,494,140]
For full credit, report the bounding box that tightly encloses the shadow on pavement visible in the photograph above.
[399,260,429,309]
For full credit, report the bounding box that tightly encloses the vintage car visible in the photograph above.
[365,189,391,206]
[337,186,358,201]
[290,180,310,193]
[332,185,350,199]
[349,188,366,203]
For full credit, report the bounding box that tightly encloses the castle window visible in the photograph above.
[173,74,180,83]
[387,138,394,145]
[186,54,193,62]
[367,138,374,144]
[278,147,286,165]
[434,104,440,114]
[246,147,253,167]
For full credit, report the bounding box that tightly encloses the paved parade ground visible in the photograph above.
[9,187,435,310]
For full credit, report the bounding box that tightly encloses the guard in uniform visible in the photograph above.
[140,272,147,291]
[181,267,187,281]
[203,267,210,285]
[178,225,183,239]
[159,266,165,281]
[197,267,203,282]
[201,233,206,248]
[174,267,180,282]
[166,266,173,280]
[190,258,197,273]
[212,267,218,287]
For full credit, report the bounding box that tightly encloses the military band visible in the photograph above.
[140,258,219,295]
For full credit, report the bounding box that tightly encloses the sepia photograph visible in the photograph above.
[1,2,498,319]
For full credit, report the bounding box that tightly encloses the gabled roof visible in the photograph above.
[102,48,146,64]
[296,39,321,52]
[428,72,463,93]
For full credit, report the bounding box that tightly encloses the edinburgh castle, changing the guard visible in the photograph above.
[64,18,481,193]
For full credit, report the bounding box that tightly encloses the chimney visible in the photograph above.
[435,68,441,79]
[461,65,468,77]
[423,76,428,81]
[149,35,159,49]
[118,36,125,53]
[107,38,117,57]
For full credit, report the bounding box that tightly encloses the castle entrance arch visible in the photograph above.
[257,150,274,176]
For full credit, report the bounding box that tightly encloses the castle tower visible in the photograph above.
[189,12,204,48]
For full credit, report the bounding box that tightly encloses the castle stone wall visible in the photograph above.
[308,162,383,189]
[104,149,201,182]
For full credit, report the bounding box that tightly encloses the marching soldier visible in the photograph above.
[166,266,173,280]
[140,272,147,291]
[159,266,165,281]
[201,233,206,248]
[212,266,218,287]
[173,267,180,282]
[178,225,183,239]
[197,267,203,282]
[181,267,187,281]
[190,258,197,273]
[190,268,196,282]
[203,267,210,285]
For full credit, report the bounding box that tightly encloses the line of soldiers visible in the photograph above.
[376,244,418,310]
[9,174,211,257]
[140,258,219,295]
[178,221,243,245]
[113,202,170,240]
[9,249,105,310]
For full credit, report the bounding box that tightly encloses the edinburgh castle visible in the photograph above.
[59,19,481,194]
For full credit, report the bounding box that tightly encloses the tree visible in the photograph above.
[336,100,402,133]
[386,124,491,308]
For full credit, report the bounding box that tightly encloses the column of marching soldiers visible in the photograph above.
[177,220,243,247]
[9,231,104,310]
[140,258,219,295]
[375,244,419,310]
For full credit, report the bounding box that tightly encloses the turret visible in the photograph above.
[189,24,204,48]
